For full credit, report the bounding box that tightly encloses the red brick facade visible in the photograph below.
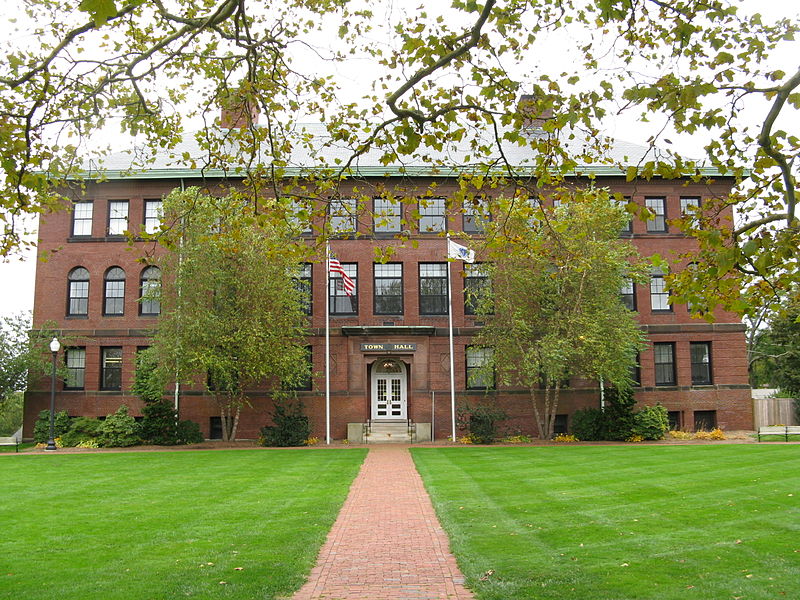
[23,176,754,440]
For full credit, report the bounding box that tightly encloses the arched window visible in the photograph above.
[103,267,126,315]
[139,266,161,316]
[67,267,90,316]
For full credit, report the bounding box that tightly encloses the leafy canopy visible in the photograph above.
[475,189,648,438]
[0,0,797,316]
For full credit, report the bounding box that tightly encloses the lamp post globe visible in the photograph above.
[45,337,61,452]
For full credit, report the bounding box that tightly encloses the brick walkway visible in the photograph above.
[291,446,475,600]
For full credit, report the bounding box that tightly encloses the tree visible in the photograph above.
[150,187,311,441]
[474,190,649,439]
[1,1,797,316]
[748,301,800,397]
[0,312,59,404]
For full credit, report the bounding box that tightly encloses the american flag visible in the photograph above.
[328,254,355,296]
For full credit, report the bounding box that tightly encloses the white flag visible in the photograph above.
[447,239,475,263]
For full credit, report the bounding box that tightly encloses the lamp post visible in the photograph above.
[45,337,60,452]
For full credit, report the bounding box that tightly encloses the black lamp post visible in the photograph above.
[45,337,60,452]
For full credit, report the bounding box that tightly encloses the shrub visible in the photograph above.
[97,405,141,447]
[669,430,692,440]
[33,409,71,443]
[693,430,712,440]
[571,407,605,441]
[260,400,310,447]
[602,387,637,441]
[76,439,100,448]
[457,402,506,444]
[709,427,727,440]
[554,433,579,443]
[176,419,204,444]
[626,434,645,442]
[632,404,669,440]
[61,417,102,447]
[502,434,533,444]
[140,400,179,445]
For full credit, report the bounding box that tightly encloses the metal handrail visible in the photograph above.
[407,418,417,444]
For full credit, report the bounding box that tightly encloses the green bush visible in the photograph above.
[457,402,506,444]
[33,409,71,443]
[97,405,141,448]
[140,400,179,445]
[260,400,310,447]
[176,419,203,444]
[571,407,605,441]
[632,404,669,440]
[60,417,102,447]
[602,387,637,441]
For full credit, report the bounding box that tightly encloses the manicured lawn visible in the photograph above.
[0,449,366,600]
[412,445,800,600]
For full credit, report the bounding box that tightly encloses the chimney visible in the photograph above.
[518,94,553,129]
[219,93,259,129]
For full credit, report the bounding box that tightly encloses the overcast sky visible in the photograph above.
[0,0,797,319]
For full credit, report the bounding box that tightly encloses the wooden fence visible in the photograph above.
[753,397,798,428]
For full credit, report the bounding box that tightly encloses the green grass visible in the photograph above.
[0,449,366,600]
[412,445,800,600]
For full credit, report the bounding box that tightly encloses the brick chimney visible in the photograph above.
[220,94,259,129]
[518,94,553,129]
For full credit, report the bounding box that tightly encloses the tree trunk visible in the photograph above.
[529,386,546,439]
[549,385,561,439]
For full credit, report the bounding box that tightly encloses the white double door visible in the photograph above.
[371,359,407,420]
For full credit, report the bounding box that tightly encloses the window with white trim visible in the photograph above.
[374,198,401,233]
[65,348,86,389]
[645,197,667,232]
[139,266,161,316]
[143,199,162,235]
[104,267,126,315]
[72,202,93,236]
[330,197,357,234]
[419,197,446,233]
[108,200,129,236]
[67,267,90,316]
[650,267,671,312]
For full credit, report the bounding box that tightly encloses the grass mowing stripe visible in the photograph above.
[0,449,366,600]
[412,445,800,600]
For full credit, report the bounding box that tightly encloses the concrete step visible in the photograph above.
[365,422,413,443]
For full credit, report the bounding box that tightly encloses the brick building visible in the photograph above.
[23,120,753,440]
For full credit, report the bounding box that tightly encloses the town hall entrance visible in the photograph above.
[370,358,407,420]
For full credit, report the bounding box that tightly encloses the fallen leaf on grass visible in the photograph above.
[479,569,495,581]
[620,563,629,567]
[234,567,244,571]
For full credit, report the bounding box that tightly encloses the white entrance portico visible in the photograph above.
[371,358,407,420]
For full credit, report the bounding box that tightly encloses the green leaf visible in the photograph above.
[78,0,119,26]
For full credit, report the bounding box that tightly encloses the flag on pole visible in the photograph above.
[447,239,475,263]
[328,254,355,295]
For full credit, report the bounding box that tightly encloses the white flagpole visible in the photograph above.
[446,234,457,442]
[325,241,331,445]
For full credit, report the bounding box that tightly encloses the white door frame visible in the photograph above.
[370,358,408,420]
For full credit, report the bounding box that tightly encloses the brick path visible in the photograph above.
[291,446,475,600]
